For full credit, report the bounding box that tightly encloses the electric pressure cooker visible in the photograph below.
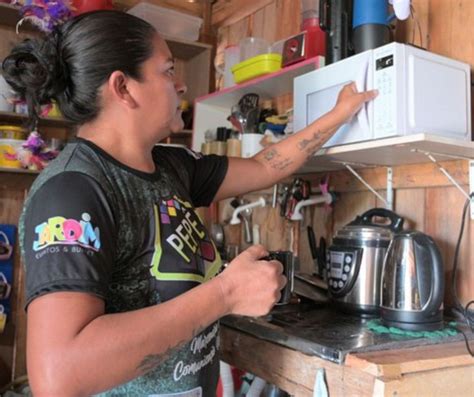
[327,208,404,315]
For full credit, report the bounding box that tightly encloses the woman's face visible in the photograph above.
[133,35,187,136]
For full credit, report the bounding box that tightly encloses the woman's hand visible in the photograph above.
[216,245,287,317]
[331,82,378,124]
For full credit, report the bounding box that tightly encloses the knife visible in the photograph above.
[307,226,319,276]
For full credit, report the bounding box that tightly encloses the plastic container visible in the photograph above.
[0,126,26,140]
[0,75,13,112]
[127,3,203,42]
[239,37,270,62]
[231,54,282,84]
[0,139,25,169]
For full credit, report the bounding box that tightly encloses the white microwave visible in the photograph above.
[294,43,472,148]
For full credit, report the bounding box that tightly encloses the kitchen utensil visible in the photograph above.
[307,226,320,276]
[238,93,259,114]
[381,231,444,331]
[327,208,404,315]
[244,107,260,134]
[318,237,327,276]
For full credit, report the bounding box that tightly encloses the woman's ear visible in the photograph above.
[107,70,138,109]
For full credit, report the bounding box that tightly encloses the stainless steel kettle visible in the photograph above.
[381,231,444,331]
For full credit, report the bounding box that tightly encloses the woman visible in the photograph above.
[2,10,376,397]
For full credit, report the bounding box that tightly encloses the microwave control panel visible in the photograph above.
[374,52,396,136]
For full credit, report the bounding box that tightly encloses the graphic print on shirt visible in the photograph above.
[149,195,221,284]
[32,212,101,253]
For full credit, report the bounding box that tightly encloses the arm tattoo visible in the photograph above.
[298,131,325,159]
[137,324,207,374]
[261,147,294,171]
[271,158,294,171]
[263,148,278,161]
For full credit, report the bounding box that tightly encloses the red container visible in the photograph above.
[72,0,113,15]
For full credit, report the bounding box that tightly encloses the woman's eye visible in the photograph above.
[167,67,175,76]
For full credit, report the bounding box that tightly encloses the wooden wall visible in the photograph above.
[0,0,473,387]
[214,0,473,308]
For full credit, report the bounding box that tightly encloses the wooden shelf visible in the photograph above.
[0,167,40,174]
[192,57,324,151]
[163,35,212,61]
[0,111,72,128]
[0,3,36,32]
[299,134,474,172]
[195,56,324,109]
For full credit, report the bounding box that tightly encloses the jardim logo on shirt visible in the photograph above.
[33,213,101,251]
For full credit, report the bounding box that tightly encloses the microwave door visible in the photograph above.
[307,83,355,147]
[304,52,373,148]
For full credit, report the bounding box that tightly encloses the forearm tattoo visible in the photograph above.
[137,324,207,374]
[298,130,325,159]
[261,148,294,171]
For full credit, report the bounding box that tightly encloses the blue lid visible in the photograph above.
[353,0,389,28]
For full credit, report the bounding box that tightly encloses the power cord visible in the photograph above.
[451,192,474,356]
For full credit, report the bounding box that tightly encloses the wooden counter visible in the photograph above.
[220,325,474,396]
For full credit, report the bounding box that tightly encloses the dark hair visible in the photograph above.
[2,10,156,126]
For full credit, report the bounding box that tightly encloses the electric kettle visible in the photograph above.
[381,231,444,331]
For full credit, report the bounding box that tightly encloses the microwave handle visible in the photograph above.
[354,61,370,134]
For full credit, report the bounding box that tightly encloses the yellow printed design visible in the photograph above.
[149,198,221,283]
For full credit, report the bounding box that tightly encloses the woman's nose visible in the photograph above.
[175,79,187,96]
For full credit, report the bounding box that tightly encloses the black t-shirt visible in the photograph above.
[20,138,228,397]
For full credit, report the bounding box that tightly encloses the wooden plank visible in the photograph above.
[273,0,300,41]
[375,365,474,397]
[115,0,203,17]
[425,186,473,307]
[429,0,474,68]
[346,341,474,378]
[211,0,274,28]
[305,160,470,193]
[220,325,377,397]
[331,191,377,236]
[394,188,426,231]
[394,0,430,49]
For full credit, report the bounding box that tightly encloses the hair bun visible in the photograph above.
[2,33,67,104]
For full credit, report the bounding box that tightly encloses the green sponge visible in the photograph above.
[366,319,458,339]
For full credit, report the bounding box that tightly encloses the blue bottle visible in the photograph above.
[353,0,391,53]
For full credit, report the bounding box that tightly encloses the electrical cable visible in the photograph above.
[410,4,424,49]
[451,192,474,356]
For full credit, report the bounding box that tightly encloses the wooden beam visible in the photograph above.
[211,0,274,28]
[220,325,376,396]
[303,160,470,193]
[113,0,204,17]
[345,341,474,378]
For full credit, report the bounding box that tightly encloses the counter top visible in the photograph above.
[221,301,472,364]
[219,305,474,396]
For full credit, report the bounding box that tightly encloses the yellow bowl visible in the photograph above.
[231,53,282,84]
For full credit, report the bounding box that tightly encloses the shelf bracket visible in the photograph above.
[343,163,393,210]
[419,151,473,220]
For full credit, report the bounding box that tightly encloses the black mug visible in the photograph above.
[262,251,294,305]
